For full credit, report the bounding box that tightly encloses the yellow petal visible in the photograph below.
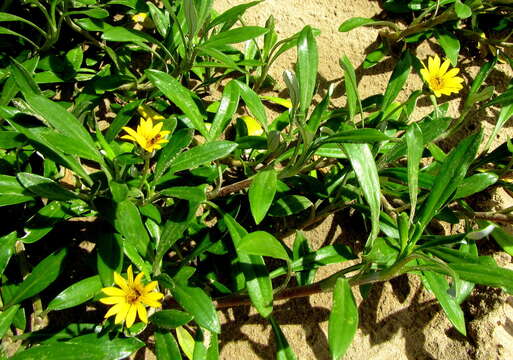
[104,302,126,319]
[125,304,137,328]
[120,135,136,142]
[134,272,144,287]
[159,130,171,137]
[100,296,125,305]
[151,121,164,138]
[444,67,460,78]
[141,294,163,308]
[127,265,134,286]
[420,68,430,82]
[114,272,130,292]
[439,59,451,76]
[122,127,138,138]
[143,281,158,293]
[137,303,148,323]
[114,302,130,324]
[102,286,126,297]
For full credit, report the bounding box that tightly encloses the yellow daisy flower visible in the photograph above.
[100,265,164,328]
[420,55,464,97]
[132,12,148,23]
[121,116,170,153]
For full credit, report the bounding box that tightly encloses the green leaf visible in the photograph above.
[0,231,17,276]
[436,30,460,66]
[449,262,513,292]
[158,275,220,333]
[22,201,70,244]
[16,173,78,201]
[406,123,423,221]
[343,143,381,249]
[225,214,273,318]
[382,52,412,111]
[24,95,101,162]
[46,276,102,312]
[486,83,513,150]
[105,100,143,142]
[0,174,34,206]
[102,26,157,43]
[6,248,67,307]
[454,0,472,19]
[234,80,268,132]
[114,201,150,258]
[208,80,240,141]
[292,231,316,285]
[249,169,278,224]
[488,223,513,256]
[453,173,498,199]
[96,232,123,287]
[297,25,318,116]
[339,17,376,32]
[269,316,297,360]
[0,130,26,148]
[176,326,195,360]
[155,329,182,360]
[339,56,361,123]
[0,305,20,338]
[268,195,313,217]
[328,278,358,359]
[11,333,144,360]
[208,1,261,29]
[160,186,206,202]
[150,309,194,329]
[167,141,237,174]
[10,58,41,97]
[422,269,466,335]
[202,26,268,48]
[238,231,290,261]
[153,128,194,184]
[146,69,208,137]
[0,26,38,49]
[415,132,482,233]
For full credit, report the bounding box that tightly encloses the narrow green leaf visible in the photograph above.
[343,143,381,249]
[416,132,482,232]
[436,30,460,66]
[176,326,195,360]
[155,329,182,360]
[454,173,498,199]
[249,169,278,224]
[225,214,273,318]
[17,173,78,201]
[0,174,34,206]
[0,305,20,338]
[24,95,101,162]
[46,276,102,311]
[0,231,17,276]
[382,52,412,111]
[328,278,358,359]
[105,100,143,142]
[22,201,70,244]
[10,58,41,97]
[184,0,198,37]
[339,55,360,123]
[153,128,194,184]
[160,186,206,202]
[202,26,268,48]
[6,248,67,307]
[422,269,466,335]
[96,232,124,287]
[339,17,376,32]
[167,141,237,174]
[297,25,318,116]
[489,224,513,256]
[268,195,313,217]
[208,1,261,29]
[406,123,423,221]
[485,83,513,150]
[146,69,208,137]
[0,26,38,48]
[238,231,290,261]
[158,275,220,333]
[234,80,268,132]
[269,316,297,360]
[114,201,150,258]
[150,310,193,329]
[208,80,240,141]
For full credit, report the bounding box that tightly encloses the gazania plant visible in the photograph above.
[1,0,513,359]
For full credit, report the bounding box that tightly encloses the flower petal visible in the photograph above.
[143,281,159,293]
[127,265,134,286]
[125,304,137,328]
[439,59,451,76]
[100,296,125,305]
[102,286,126,297]
[141,294,163,308]
[137,303,148,323]
[114,302,130,324]
[114,272,130,292]
[104,302,125,319]
[420,68,430,82]
[444,67,460,78]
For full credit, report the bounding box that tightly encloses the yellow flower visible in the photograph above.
[132,13,148,23]
[100,265,164,328]
[121,116,170,153]
[420,55,464,97]
[241,115,263,136]
[137,105,165,122]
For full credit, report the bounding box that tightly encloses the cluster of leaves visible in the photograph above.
[340,0,513,68]
[1,0,513,359]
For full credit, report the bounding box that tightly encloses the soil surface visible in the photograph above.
[212,1,513,359]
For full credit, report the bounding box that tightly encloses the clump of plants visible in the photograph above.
[1,1,513,359]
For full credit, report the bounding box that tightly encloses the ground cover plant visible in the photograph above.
[1,0,513,359]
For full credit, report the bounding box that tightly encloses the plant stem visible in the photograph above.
[139,155,151,191]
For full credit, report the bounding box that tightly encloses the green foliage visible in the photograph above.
[0,0,512,358]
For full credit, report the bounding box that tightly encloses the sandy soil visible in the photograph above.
[212,1,513,359]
